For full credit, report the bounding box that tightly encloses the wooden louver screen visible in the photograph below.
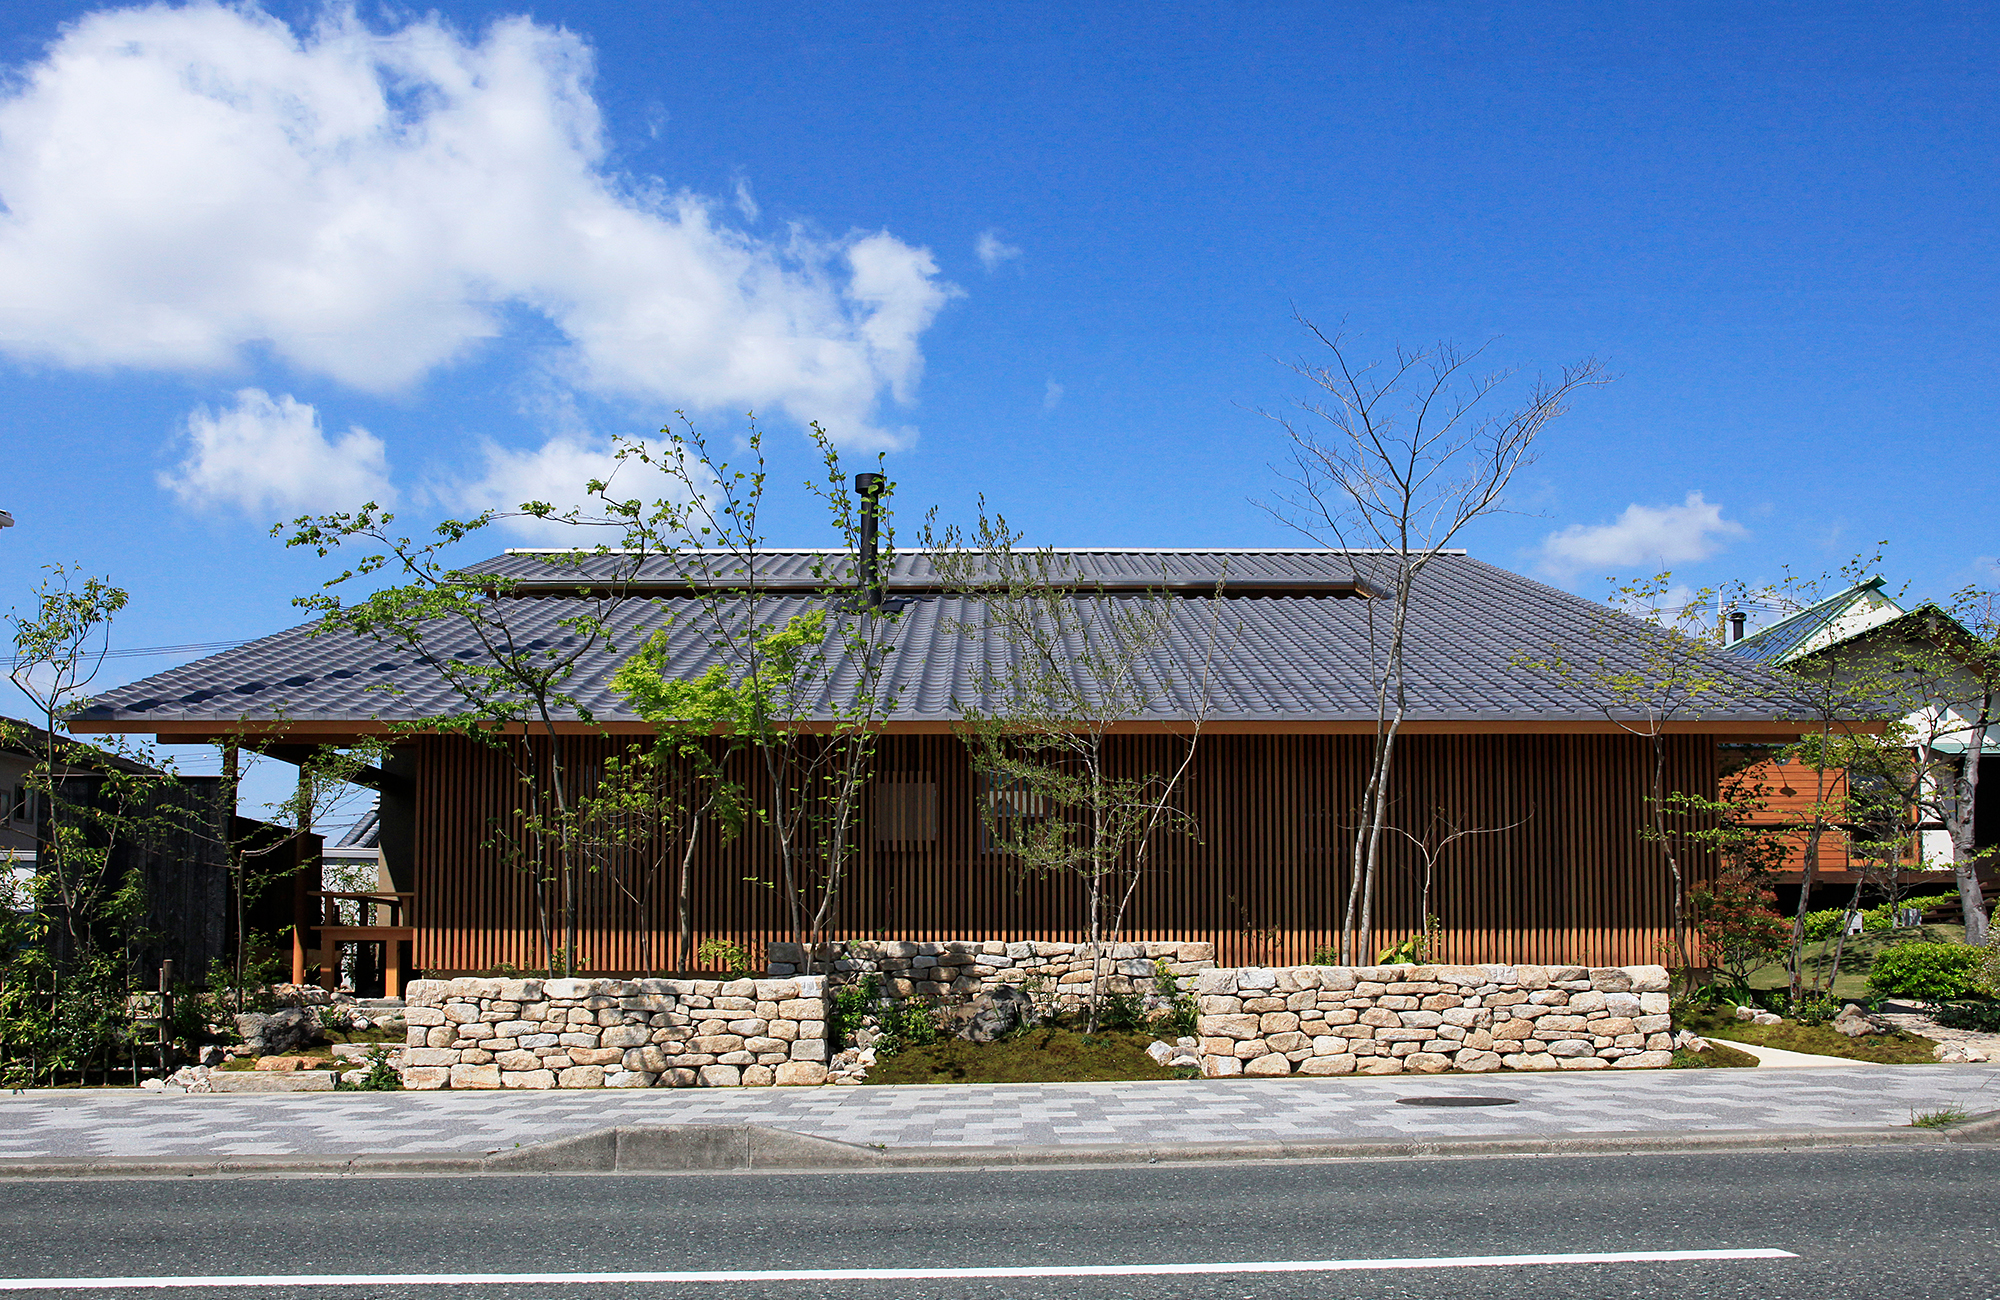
[872,776,938,845]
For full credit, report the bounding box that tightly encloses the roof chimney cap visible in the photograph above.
[1728,610,1747,642]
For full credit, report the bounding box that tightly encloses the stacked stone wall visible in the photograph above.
[1196,963,1675,1076]
[400,976,829,1090]
[769,939,1214,1003]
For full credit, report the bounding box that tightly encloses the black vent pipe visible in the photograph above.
[854,472,886,608]
[1729,610,1746,643]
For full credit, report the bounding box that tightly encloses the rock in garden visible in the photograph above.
[955,987,1034,1043]
[1146,1040,1176,1064]
[1734,1005,1756,1020]
[1672,1029,1708,1052]
[1934,1041,1988,1063]
[1750,1011,1783,1026]
[1831,1004,1886,1038]
[234,1007,320,1055]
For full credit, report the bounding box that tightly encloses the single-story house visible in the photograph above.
[1725,576,1998,904]
[72,548,1805,974]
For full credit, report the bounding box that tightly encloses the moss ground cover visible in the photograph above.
[1681,1007,1937,1064]
[862,1027,1187,1085]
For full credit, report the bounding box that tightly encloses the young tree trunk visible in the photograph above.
[1784,740,1838,1003]
[1952,719,1990,946]
[677,808,702,975]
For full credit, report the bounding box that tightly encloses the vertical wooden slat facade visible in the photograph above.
[409,731,1718,975]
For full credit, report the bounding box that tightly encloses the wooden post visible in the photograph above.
[157,960,174,1074]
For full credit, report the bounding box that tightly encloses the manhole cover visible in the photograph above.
[1395,1096,1519,1108]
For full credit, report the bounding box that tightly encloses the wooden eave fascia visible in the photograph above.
[69,715,1848,744]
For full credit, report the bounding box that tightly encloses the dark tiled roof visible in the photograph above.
[337,806,379,849]
[77,551,1795,729]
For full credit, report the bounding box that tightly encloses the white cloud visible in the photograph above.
[975,229,1021,272]
[441,433,698,541]
[1538,492,1747,577]
[160,389,392,517]
[1043,379,1064,411]
[0,4,953,446]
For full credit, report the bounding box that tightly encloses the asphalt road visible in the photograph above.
[0,1144,1994,1299]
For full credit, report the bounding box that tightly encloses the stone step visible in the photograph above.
[205,1071,337,1093]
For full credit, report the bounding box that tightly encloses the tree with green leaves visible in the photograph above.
[1260,320,1607,964]
[1867,592,1998,944]
[279,463,681,976]
[921,507,1227,1027]
[1,567,205,1084]
[1518,573,1763,978]
[1665,768,1791,996]
[608,420,903,974]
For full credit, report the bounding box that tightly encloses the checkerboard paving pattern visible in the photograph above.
[2,1065,1995,1161]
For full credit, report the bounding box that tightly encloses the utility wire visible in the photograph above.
[0,638,253,670]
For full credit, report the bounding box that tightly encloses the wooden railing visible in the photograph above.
[292,891,416,997]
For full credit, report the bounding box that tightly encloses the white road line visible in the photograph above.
[0,1248,1797,1290]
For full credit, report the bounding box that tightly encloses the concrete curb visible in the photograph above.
[1,1113,1995,1178]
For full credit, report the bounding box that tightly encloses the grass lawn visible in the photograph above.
[1742,924,1964,1001]
[862,1026,1188,1085]
[1680,1007,1938,1064]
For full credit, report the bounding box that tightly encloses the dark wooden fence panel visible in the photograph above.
[410,731,1717,975]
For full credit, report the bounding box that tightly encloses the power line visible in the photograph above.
[1,638,253,670]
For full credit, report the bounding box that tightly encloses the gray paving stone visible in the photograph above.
[1,1065,1996,1161]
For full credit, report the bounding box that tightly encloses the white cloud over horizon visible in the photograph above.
[0,4,954,447]
[159,389,393,516]
[1538,491,1747,578]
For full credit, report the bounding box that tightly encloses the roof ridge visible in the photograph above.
[497,547,1470,556]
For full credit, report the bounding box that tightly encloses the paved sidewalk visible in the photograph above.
[2,1065,1997,1162]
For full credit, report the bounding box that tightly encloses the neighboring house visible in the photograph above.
[0,715,230,974]
[71,549,1806,973]
[1726,578,1999,904]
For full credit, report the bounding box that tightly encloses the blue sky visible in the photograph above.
[2,1,1997,818]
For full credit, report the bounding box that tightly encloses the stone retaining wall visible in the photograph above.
[400,976,829,1089]
[769,939,1214,1003]
[1196,963,1675,1076]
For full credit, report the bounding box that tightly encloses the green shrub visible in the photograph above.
[1096,988,1145,1031]
[1934,1000,2000,1033]
[874,999,944,1057]
[695,938,754,976]
[830,975,879,1049]
[1866,942,1984,1001]
[1790,991,1841,1026]
[1153,959,1198,1037]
